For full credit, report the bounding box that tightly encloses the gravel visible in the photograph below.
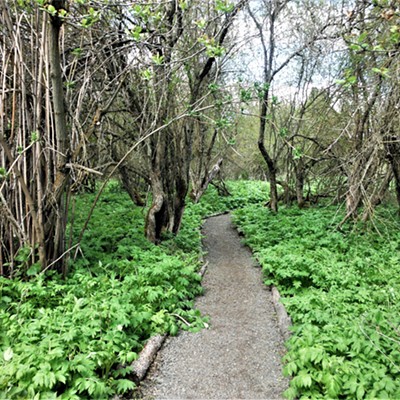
[138,213,289,399]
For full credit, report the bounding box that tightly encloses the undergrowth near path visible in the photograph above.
[6,179,396,399]
[0,180,266,399]
[232,204,400,399]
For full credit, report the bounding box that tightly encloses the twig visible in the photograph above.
[40,243,80,274]
[198,261,209,278]
[65,163,103,176]
[171,313,192,327]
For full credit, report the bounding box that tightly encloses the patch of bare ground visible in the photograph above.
[138,213,289,399]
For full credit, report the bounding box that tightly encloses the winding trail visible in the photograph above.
[139,214,289,399]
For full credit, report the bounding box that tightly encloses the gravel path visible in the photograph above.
[139,214,288,399]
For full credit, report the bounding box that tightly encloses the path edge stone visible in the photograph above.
[271,286,292,341]
[131,334,167,383]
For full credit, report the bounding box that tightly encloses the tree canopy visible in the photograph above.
[1,0,399,272]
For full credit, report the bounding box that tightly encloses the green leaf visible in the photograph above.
[349,44,362,51]
[30,131,39,143]
[239,87,252,103]
[47,4,56,15]
[33,370,46,387]
[126,352,137,363]
[356,385,365,399]
[72,48,82,57]
[299,371,312,388]
[2,296,12,303]
[3,347,13,361]
[323,373,340,398]
[195,19,206,29]
[279,127,288,137]
[347,75,357,84]
[283,386,298,400]
[141,69,152,81]
[372,67,390,78]
[294,147,303,160]
[170,323,179,336]
[27,263,41,276]
[215,0,235,13]
[114,379,136,394]
[284,361,298,376]
[152,54,164,66]
[179,0,188,10]
[55,371,67,384]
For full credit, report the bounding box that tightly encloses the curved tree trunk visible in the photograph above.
[119,165,146,207]
[258,139,278,213]
[145,127,190,243]
[145,172,167,243]
[142,0,248,243]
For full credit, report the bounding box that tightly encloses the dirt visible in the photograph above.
[138,213,289,399]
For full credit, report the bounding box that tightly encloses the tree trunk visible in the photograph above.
[47,2,69,274]
[341,148,378,226]
[259,139,278,212]
[145,127,189,242]
[190,158,223,204]
[172,175,188,234]
[295,163,305,208]
[258,89,278,212]
[141,1,246,243]
[145,172,166,243]
[361,168,392,222]
[385,135,400,211]
[345,166,362,220]
[119,165,145,207]
[145,162,189,243]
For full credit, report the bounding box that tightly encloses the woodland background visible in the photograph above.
[1,0,400,398]
[1,0,399,272]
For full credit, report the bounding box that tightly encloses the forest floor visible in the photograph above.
[138,213,289,399]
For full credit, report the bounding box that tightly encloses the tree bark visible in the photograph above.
[259,138,279,212]
[385,135,400,211]
[249,1,283,213]
[47,1,69,274]
[119,165,146,207]
[295,162,305,208]
[361,168,392,222]
[142,1,246,242]
[190,158,223,204]
[145,172,166,243]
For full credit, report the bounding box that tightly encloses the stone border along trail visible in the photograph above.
[138,213,289,399]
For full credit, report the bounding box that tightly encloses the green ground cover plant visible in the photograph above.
[1,183,202,399]
[232,204,400,399]
[0,180,268,399]
[8,178,393,399]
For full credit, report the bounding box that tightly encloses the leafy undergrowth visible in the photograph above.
[0,180,267,399]
[232,204,400,399]
[0,183,193,399]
